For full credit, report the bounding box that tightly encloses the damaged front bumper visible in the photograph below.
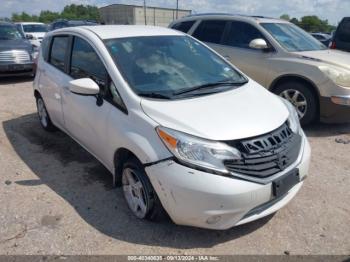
[145,135,311,230]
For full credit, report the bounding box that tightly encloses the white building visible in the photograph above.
[99,4,191,27]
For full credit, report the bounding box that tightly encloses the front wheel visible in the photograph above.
[273,82,318,125]
[122,157,166,221]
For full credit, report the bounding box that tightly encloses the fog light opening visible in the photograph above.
[206,215,221,225]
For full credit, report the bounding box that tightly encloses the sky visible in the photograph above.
[1,0,349,25]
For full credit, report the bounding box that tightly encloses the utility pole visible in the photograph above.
[143,0,147,25]
[176,0,179,19]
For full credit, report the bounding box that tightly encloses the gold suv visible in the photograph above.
[170,14,350,125]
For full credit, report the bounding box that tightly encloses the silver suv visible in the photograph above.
[170,14,350,125]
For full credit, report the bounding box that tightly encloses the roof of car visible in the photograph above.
[55,25,184,39]
[15,22,45,25]
[173,13,288,24]
[0,21,15,26]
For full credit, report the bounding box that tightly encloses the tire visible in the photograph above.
[122,157,166,221]
[273,81,318,125]
[36,96,57,132]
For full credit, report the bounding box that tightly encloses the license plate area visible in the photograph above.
[8,64,25,71]
[272,169,300,197]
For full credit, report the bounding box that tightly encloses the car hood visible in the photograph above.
[141,82,289,141]
[296,49,350,70]
[0,39,32,52]
[26,32,46,38]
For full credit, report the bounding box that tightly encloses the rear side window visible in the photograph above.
[41,36,51,61]
[225,21,265,49]
[49,36,69,71]
[172,21,195,33]
[337,19,350,43]
[70,37,108,89]
[192,20,227,44]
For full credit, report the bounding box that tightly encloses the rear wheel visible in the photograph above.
[273,81,318,125]
[122,157,166,221]
[36,96,56,132]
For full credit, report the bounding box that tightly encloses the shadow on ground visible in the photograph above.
[2,113,277,249]
[0,76,34,85]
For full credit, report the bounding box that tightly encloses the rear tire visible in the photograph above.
[122,157,166,221]
[36,96,57,132]
[273,81,318,125]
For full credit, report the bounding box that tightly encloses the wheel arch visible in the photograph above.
[269,74,321,115]
[34,89,41,99]
[113,148,141,187]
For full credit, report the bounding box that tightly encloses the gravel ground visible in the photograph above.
[0,76,349,255]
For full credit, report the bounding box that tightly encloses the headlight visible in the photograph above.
[156,126,241,173]
[281,98,301,134]
[31,46,39,59]
[319,65,350,88]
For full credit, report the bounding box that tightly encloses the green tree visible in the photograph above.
[290,17,299,25]
[61,4,99,21]
[11,12,38,22]
[11,4,100,23]
[38,10,61,23]
[280,14,290,21]
[298,15,334,33]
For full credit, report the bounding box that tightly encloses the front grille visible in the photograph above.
[224,123,301,178]
[0,50,31,63]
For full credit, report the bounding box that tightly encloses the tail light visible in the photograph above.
[329,41,336,49]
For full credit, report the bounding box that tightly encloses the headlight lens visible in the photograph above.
[319,65,350,88]
[156,126,241,173]
[281,98,301,134]
[31,46,39,59]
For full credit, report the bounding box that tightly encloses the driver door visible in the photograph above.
[212,21,273,87]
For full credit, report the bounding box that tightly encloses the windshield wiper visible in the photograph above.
[174,80,248,96]
[138,92,172,99]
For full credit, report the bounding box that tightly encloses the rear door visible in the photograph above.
[335,18,350,52]
[39,35,71,129]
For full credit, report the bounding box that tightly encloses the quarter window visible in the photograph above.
[49,36,69,71]
[192,20,227,44]
[225,21,265,49]
[172,21,195,33]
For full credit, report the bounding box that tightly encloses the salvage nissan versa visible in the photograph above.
[34,25,311,230]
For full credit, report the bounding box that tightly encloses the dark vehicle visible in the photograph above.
[49,20,99,31]
[331,17,350,52]
[311,33,331,46]
[0,22,35,77]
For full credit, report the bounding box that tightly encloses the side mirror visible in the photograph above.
[249,38,269,50]
[69,78,100,95]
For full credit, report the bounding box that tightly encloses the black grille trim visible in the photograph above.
[223,123,302,178]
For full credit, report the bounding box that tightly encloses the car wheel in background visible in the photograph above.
[36,96,56,132]
[274,81,317,125]
[122,157,166,221]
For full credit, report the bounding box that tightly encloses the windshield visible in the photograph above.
[23,24,48,33]
[104,35,247,99]
[0,25,24,40]
[261,23,327,52]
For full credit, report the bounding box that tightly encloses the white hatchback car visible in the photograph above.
[34,25,311,230]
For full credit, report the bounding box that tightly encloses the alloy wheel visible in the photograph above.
[279,89,308,119]
[122,168,148,218]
